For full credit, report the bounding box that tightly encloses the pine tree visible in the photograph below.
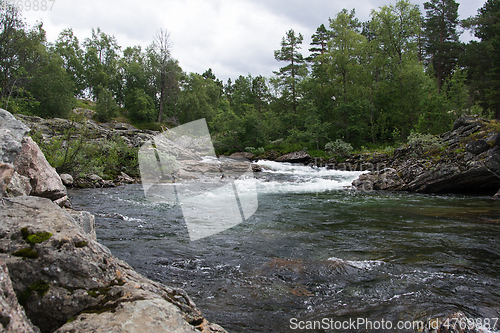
[475,0,500,119]
[308,24,331,63]
[424,0,462,91]
[273,29,307,113]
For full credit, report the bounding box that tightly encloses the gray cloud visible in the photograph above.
[22,0,487,82]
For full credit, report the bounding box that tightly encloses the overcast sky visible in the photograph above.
[22,0,486,82]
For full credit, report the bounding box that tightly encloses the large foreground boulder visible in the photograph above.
[0,196,226,333]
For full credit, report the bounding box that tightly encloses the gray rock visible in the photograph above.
[75,174,116,189]
[352,117,500,195]
[485,146,500,177]
[72,108,96,119]
[0,109,30,164]
[251,164,262,172]
[0,261,40,333]
[0,196,225,333]
[59,174,73,187]
[13,137,67,201]
[276,151,312,164]
[0,163,14,196]
[116,172,134,184]
[87,173,103,182]
[66,210,97,240]
[352,168,405,191]
[55,299,198,333]
[466,139,490,155]
[452,115,482,131]
[5,171,31,197]
[229,152,254,160]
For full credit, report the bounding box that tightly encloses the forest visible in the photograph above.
[1,0,499,156]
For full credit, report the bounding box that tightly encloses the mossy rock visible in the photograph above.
[75,240,88,248]
[13,248,39,259]
[21,227,53,245]
[26,232,53,245]
[19,280,50,306]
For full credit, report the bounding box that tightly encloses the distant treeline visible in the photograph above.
[1,0,499,154]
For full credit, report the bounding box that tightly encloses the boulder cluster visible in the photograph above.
[0,108,226,332]
[349,116,500,196]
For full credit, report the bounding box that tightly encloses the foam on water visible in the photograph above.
[255,160,366,194]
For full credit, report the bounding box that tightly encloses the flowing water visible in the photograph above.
[68,161,500,332]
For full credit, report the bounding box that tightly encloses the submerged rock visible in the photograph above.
[0,196,226,333]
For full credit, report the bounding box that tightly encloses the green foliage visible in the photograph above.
[274,29,307,112]
[26,52,76,118]
[423,0,461,90]
[132,121,163,131]
[325,139,354,157]
[95,88,118,122]
[31,120,139,178]
[4,0,498,157]
[125,88,156,123]
[407,132,445,151]
[245,147,265,155]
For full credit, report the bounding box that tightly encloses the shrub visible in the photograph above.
[325,139,354,157]
[125,88,156,123]
[245,147,265,155]
[31,121,139,178]
[95,88,118,122]
[406,132,444,151]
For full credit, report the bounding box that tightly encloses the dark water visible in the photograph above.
[68,161,500,332]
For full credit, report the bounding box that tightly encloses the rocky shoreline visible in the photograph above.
[0,109,226,333]
[349,116,500,196]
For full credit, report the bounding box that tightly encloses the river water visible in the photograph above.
[68,161,500,332]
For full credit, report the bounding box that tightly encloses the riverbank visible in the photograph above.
[0,108,226,332]
[349,116,500,196]
[13,110,500,197]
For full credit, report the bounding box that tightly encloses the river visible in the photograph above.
[68,161,500,332]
